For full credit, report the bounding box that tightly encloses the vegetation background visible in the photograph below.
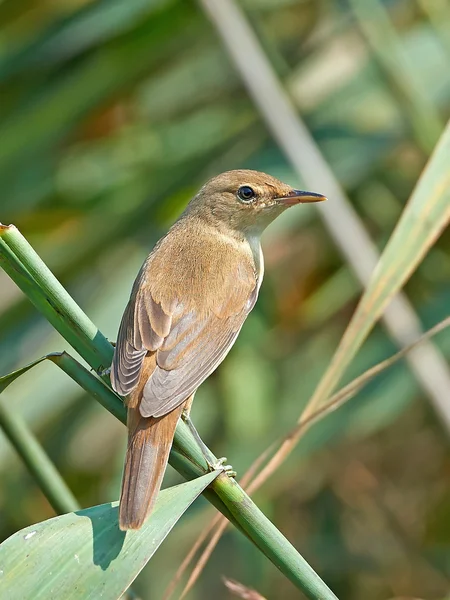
[0,0,449,598]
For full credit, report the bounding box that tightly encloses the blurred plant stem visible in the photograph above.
[0,400,79,514]
[0,227,337,600]
[222,576,267,600]
[417,0,450,56]
[349,0,444,154]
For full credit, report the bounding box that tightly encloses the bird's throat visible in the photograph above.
[245,232,264,286]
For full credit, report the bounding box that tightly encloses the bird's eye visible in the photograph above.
[237,186,256,203]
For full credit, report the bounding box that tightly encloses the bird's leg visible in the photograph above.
[181,410,215,464]
[181,408,236,477]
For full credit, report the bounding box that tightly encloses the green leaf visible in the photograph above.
[0,471,219,600]
[0,355,49,392]
[0,351,125,423]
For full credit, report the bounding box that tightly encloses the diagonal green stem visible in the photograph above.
[0,224,113,372]
[0,224,337,599]
[0,400,79,514]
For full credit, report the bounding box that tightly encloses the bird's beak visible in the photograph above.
[277,189,327,206]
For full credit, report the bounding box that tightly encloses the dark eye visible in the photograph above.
[237,185,256,203]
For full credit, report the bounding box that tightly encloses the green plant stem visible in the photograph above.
[0,227,337,598]
[0,400,79,514]
[50,353,126,423]
[0,224,113,372]
[173,420,336,598]
[212,474,334,599]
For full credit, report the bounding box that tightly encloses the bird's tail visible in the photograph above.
[119,357,184,531]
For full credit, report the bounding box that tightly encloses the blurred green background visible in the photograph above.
[1,0,450,598]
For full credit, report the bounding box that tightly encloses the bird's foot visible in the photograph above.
[98,366,111,377]
[208,456,237,478]
[180,412,236,477]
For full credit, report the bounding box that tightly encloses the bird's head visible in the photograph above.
[186,169,326,236]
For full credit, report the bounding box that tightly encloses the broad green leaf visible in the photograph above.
[0,471,219,600]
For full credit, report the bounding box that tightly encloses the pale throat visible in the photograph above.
[245,231,264,289]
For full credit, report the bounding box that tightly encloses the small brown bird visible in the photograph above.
[111,169,326,530]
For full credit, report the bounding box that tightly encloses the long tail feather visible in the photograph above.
[119,404,183,530]
[118,355,185,531]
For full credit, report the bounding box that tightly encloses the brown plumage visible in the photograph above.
[110,169,326,530]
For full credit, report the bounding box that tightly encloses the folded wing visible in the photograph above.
[111,264,258,418]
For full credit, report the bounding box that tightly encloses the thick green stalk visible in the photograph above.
[0,224,113,372]
[174,417,336,598]
[212,474,335,599]
[0,400,79,514]
[0,225,337,599]
[50,353,126,423]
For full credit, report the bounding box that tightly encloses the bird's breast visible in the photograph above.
[142,220,258,314]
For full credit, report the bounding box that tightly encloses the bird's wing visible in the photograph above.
[111,263,258,418]
[110,288,174,397]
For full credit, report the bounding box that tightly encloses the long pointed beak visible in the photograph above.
[277,189,327,206]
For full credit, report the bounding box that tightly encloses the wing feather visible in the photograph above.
[141,316,242,418]
[111,236,258,416]
[111,292,173,396]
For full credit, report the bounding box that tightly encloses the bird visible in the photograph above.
[110,169,326,530]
